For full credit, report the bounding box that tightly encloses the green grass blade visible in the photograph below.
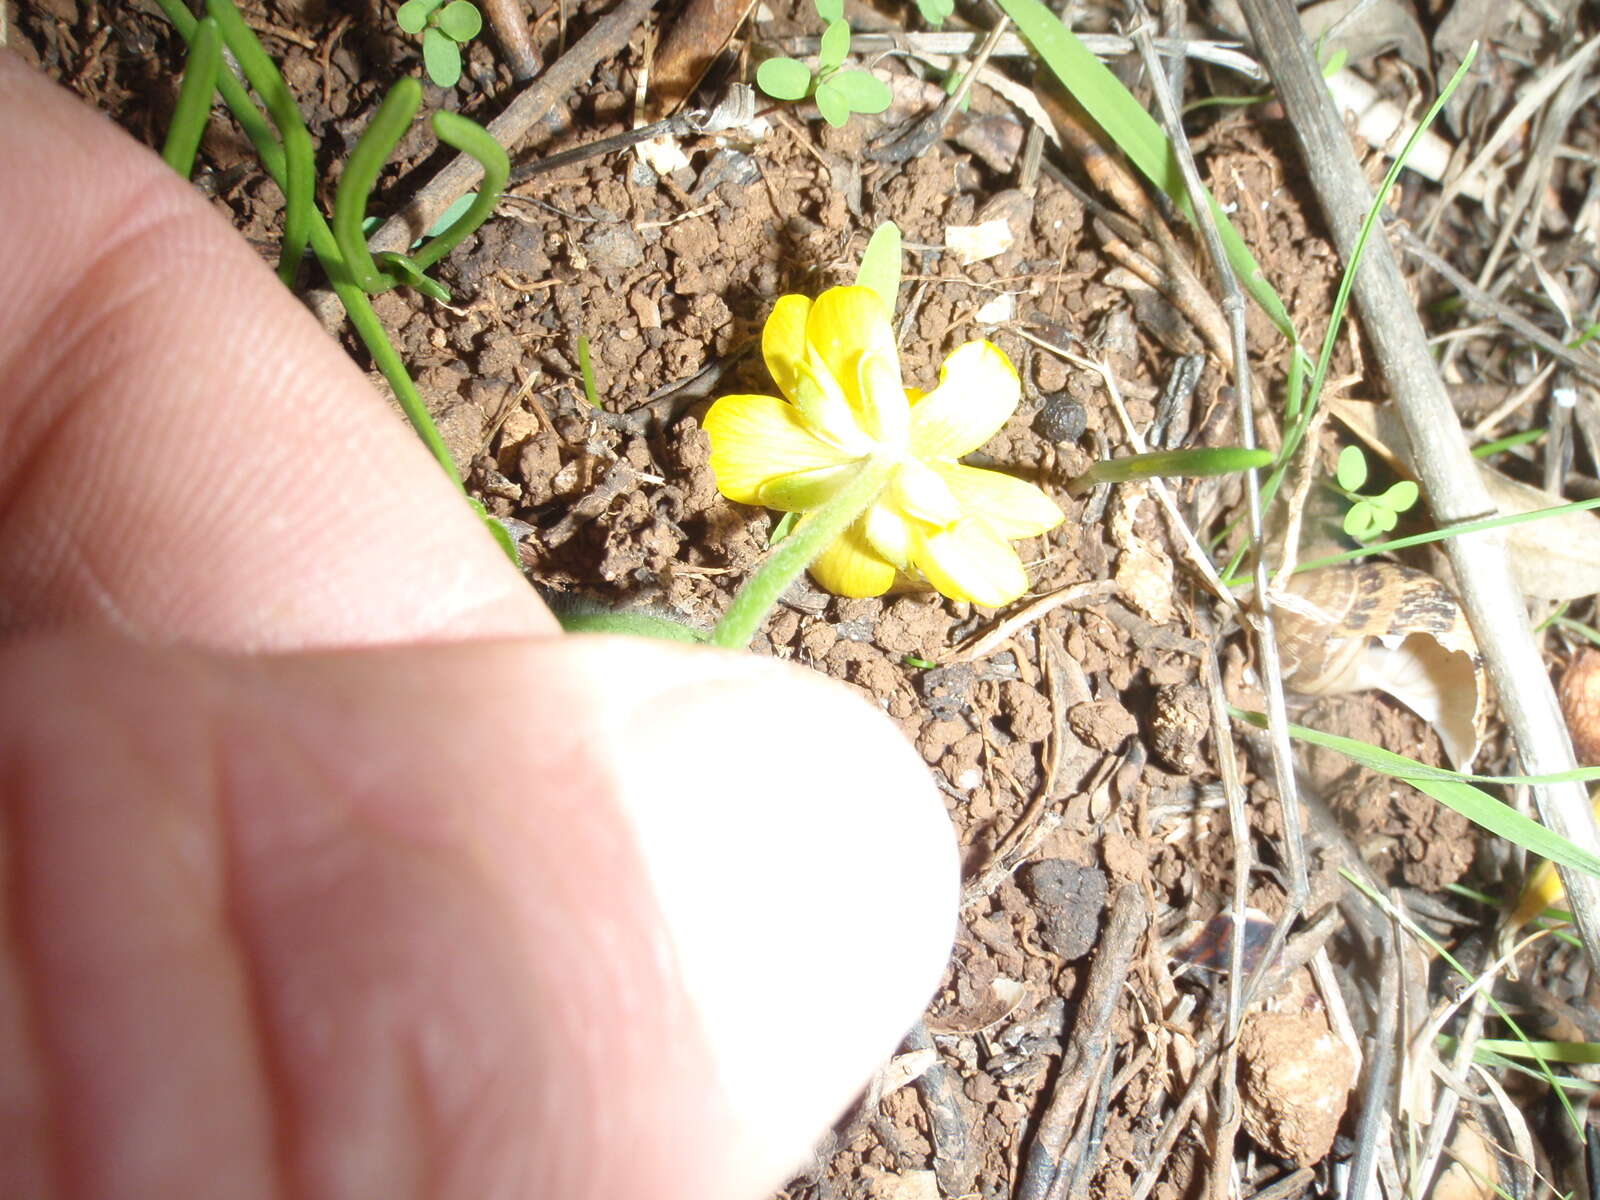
[162,16,223,176]
[995,0,1294,341]
[1236,710,1600,878]
[204,0,314,288]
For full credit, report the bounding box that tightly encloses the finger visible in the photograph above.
[0,632,957,1200]
[0,52,552,648]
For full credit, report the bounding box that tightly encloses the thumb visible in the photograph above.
[0,631,957,1200]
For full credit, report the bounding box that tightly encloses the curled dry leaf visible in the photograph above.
[1477,469,1600,602]
[1560,649,1600,765]
[1274,563,1488,769]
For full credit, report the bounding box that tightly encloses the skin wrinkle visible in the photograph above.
[204,646,720,1200]
[0,194,197,448]
[3,649,282,1200]
[0,751,63,1200]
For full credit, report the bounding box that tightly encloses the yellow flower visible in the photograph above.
[703,286,1063,606]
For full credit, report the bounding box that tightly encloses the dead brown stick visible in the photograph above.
[1015,883,1147,1200]
[371,0,655,254]
[479,0,542,79]
[1236,0,1600,976]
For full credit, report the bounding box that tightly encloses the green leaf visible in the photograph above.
[814,0,844,22]
[1321,46,1349,77]
[827,68,891,114]
[818,18,851,72]
[396,0,439,33]
[916,0,955,26]
[995,0,1295,342]
[422,26,462,85]
[1370,503,1398,534]
[756,56,813,101]
[1343,499,1377,540]
[1335,444,1367,491]
[1236,710,1600,880]
[1379,479,1420,513]
[436,0,482,40]
[814,78,851,127]
[1073,446,1273,489]
[768,511,799,547]
[855,221,902,316]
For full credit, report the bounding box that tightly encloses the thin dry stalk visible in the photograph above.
[1420,32,1600,239]
[1237,0,1600,976]
[1015,883,1147,1200]
[1132,25,1309,1016]
[1017,333,1240,616]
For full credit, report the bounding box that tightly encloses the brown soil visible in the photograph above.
[11,1,1593,1198]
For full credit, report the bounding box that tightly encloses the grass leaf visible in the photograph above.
[995,0,1295,341]
[1237,711,1600,879]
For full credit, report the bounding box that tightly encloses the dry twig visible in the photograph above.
[1237,0,1600,975]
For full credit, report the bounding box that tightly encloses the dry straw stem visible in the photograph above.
[1236,0,1600,974]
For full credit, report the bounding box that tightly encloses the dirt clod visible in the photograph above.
[1237,1010,1354,1166]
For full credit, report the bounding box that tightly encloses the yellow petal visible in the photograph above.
[758,463,859,512]
[703,394,853,505]
[862,500,912,569]
[805,286,902,416]
[791,356,875,456]
[858,350,910,447]
[913,518,1030,607]
[930,462,1064,540]
[909,340,1021,459]
[808,515,897,597]
[887,458,963,526]
[762,294,812,400]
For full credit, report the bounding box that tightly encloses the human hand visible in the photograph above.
[0,52,956,1200]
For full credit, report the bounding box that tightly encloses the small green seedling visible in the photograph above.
[397,0,483,88]
[914,0,954,27]
[756,0,891,128]
[1335,445,1419,541]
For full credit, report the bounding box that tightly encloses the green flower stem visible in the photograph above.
[202,0,314,288]
[410,111,508,270]
[334,77,424,294]
[711,457,897,650]
[153,0,466,491]
[162,16,222,176]
[558,611,707,641]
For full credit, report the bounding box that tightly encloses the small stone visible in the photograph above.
[1067,698,1138,752]
[1238,1010,1354,1166]
[1561,648,1600,764]
[583,226,645,272]
[917,662,976,718]
[1033,395,1087,444]
[1151,683,1209,772]
[1020,859,1108,959]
